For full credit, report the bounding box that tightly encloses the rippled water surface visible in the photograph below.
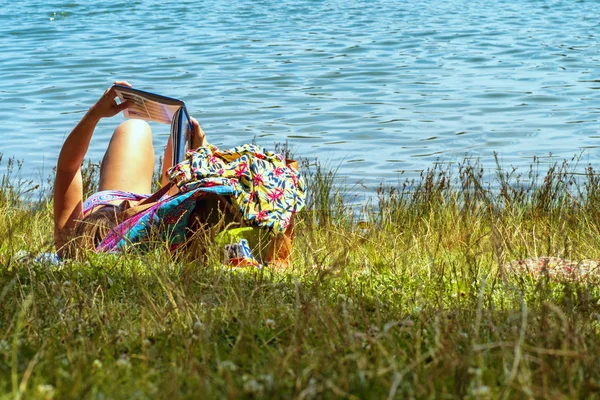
[2,0,600,191]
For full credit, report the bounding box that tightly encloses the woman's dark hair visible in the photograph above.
[184,195,241,261]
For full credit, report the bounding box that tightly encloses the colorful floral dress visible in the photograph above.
[167,143,306,233]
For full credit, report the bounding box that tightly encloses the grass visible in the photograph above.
[2,153,600,399]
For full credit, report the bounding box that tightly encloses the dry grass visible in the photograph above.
[1,154,600,399]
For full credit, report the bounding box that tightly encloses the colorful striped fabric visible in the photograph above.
[82,190,148,216]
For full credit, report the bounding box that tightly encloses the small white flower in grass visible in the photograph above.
[243,375,264,395]
[259,374,274,389]
[193,320,203,331]
[265,319,276,329]
[218,360,238,372]
[116,355,131,369]
[244,379,264,394]
[37,384,55,399]
[92,359,103,369]
[471,385,491,397]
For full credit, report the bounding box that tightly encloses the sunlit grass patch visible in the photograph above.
[1,154,600,398]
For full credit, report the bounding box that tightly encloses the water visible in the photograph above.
[2,0,600,194]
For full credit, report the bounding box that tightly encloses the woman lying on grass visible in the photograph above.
[54,81,305,266]
[53,81,207,259]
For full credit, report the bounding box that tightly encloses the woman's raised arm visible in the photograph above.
[53,81,132,253]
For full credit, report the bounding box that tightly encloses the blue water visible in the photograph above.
[2,0,600,192]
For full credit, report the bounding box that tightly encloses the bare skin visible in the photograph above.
[54,81,206,256]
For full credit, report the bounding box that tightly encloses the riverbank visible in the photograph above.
[1,156,600,399]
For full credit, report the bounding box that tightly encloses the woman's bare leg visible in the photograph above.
[99,119,155,194]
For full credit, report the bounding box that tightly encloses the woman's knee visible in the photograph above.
[100,119,155,193]
[103,119,155,167]
[113,119,152,142]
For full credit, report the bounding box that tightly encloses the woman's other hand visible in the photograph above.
[190,117,208,148]
[88,80,133,121]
